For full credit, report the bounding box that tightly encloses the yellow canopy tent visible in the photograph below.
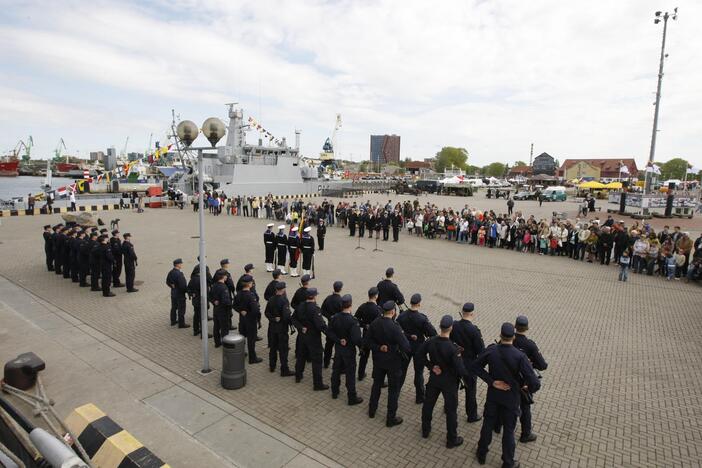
[579,181,606,189]
[604,182,622,189]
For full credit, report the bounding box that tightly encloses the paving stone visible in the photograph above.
[144,386,226,435]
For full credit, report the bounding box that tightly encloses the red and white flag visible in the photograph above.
[83,169,90,179]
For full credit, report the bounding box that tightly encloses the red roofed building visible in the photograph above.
[558,158,638,180]
[508,165,533,178]
[404,160,432,175]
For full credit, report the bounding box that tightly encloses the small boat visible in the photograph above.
[41,160,52,190]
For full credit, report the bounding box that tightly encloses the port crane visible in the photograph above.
[52,138,68,162]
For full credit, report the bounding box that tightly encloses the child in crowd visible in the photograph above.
[539,235,548,255]
[549,236,558,256]
[406,219,414,236]
[665,250,677,280]
[618,250,630,282]
[674,249,686,280]
[478,226,486,246]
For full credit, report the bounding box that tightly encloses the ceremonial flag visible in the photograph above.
[619,164,630,174]
[56,186,67,197]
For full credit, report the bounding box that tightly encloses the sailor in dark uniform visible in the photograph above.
[215,258,236,300]
[234,275,262,363]
[390,210,402,242]
[321,281,344,368]
[355,287,382,381]
[264,223,276,272]
[317,219,326,251]
[449,302,485,422]
[188,266,211,338]
[99,235,115,297]
[327,294,363,405]
[110,230,124,287]
[78,230,92,287]
[264,281,295,376]
[300,226,315,278]
[290,274,311,311]
[166,258,189,327]
[291,287,328,390]
[121,233,138,292]
[275,225,288,274]
[397,293,437,403]
[377,267,405,306]
[381,212,390,241]
[191,256,213,288]
[43,225,54,271]
[53,225,65,274]
[417,315,469,448]
[70,228,82,283]
[358,211,367,238]
[367,301,411,427]
[62,228,73,279]
[348,209,357,237]
[287,226,300,277]
[264,269,283,302]
[209,271,231,347]
[513,315,548,444]
[472,323,541,467]
[89,233,102,291]
[367,211,375,238]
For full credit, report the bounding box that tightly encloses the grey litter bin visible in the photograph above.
[221,334,246,389]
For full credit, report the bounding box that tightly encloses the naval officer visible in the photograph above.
[264,223,276,271]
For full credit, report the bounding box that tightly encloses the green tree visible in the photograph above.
[483,162,506,177]
[435,147,469,173]
[659,158,689,179]
[359,160,369,172]
[465,165,481,175]
[514,160,527,167]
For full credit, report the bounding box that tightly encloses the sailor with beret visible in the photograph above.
[210,270,233,347]
[327,294,363,405]
[233,274,263,363]
[354,286,382,381]
[472,323,541,467]
[513,315,548,444]
[376,267,405,307]
[264,281,295,376]
[291,287,329,390]
[166,258,189,327]
[110,229,125,288]
[321,280,344,368]
[417,315,469,448]
[264,223,276,272]
[397,293,437,404]
[275,225,288,274]
[287,226,300,277]
[449,302,485,422]
[121,233,138,292]
[366,300,411,427]
[43,225,54,271]
[300,226,315,277]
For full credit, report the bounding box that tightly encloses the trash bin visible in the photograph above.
[221,334,246,389]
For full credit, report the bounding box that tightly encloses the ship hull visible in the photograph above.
[0,160,20,177]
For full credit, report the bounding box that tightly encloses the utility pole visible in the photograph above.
[529,143,534,166]
[646,8,678,193]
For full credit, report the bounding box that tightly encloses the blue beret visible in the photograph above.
[173,258,183,265]
[333,281,343,292]
[341,294,352,306]
[385,267,394,277]
[382,301,396,311]
[410,293,422,305]
[368,287,379,297]
[241,274,253,283]
[272,269,281,277]
[462,302,474,312]
[220,258,230,266]
[244,263,254,271]
[440,315,453,329]
[301,274,311,283]
[275,281,286,290]
[515,315,529,328]
[501,322,515,338]
[306,288,318,298]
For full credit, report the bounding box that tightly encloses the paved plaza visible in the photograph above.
[0,193,701,467]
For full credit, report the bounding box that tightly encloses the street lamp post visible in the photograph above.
[646,8,678,195]
[176,118,226,374]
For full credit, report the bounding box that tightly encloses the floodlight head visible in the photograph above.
[655,11,662,16]
[202,117,226,148]
[176,120,199,147]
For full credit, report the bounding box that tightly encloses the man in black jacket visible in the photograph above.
[367,301,411,427]
[397,293,437,404]
[209,272,231,346]
[291,288,328,390]
[264,281,295,376]
[377,267,405,306]
[89,233,102,291]
[450,302,485,423]
[121,233,138,292]
[166,258,189,327]
[43,225,54,271]
[472,323,541,467]
[234,275,262,363]
[327,294,363,405]
[355,287,382,381]
[99,235,115,297]
[513,316,547,444]
[417,315,470,448]
[78,231,92,287]
[110,230,124,287]
[321,281,344,368]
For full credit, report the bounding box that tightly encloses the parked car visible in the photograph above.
[513,190,535,200]
[542,187,567,202]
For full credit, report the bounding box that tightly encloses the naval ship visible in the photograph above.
[173,104,328,197]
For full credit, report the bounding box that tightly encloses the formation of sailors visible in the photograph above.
[42,223,138,296]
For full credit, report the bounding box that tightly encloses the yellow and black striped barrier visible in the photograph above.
[65,403,169,468]
[0,204,122,217]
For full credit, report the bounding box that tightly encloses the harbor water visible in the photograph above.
[0,176,77,201]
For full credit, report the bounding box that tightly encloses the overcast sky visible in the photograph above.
[1,0,699,168]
